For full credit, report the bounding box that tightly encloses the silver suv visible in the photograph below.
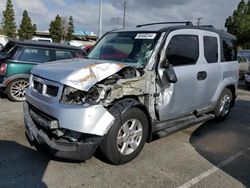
[23,22,239,164]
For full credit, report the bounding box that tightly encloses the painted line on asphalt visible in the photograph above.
[178,149,248,188]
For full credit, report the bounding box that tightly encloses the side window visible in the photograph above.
[166,35,199,66]
[18,47,50,63]
[56,50,73,60]
[203,36,218,63]
[222,39,237,62]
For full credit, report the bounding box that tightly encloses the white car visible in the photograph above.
[0,35,8,49]
[32,37,52,43]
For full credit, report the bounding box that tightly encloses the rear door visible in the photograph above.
[198,31,222,106]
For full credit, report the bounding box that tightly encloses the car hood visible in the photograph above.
[32,59,129,91]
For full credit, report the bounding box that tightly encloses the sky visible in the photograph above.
[0,0,242,35]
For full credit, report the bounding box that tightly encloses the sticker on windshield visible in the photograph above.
[135,33,157,39]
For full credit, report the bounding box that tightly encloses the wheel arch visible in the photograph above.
[212,77,237,107]
[107,96,153,143]
[3,73,30,88]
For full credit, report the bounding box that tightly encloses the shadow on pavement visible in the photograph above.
[190,100,250,187]
[0,141,50,188]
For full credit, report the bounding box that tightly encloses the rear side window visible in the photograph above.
[166,35,199,66]
[56,50,73,60]
[203,36,218,63]
[222,39,237,62]
[18,47,50,63]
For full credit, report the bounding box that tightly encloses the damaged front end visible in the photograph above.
[24,61,155,161]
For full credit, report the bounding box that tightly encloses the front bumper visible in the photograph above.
[24,101,101,161]
[25,88,115,136]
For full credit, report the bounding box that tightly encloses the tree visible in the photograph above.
[225,0,250,48]
[49,15,63,42]
[1,0,16,38]
[18,10,37,40]
[66,16,74,41]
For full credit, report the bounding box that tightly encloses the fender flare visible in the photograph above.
[2,73,31,87]
[108,98,153,142]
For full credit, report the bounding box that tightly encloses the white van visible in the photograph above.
[32,37,52,43]
[0,35,8,49]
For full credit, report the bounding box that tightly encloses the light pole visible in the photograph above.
[123,0,127,29]
[197,17,202,26]
[98,0,103,38]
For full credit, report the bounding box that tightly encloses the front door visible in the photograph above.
[157,29,205,121]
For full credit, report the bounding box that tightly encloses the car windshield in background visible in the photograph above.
[88,32,160,67]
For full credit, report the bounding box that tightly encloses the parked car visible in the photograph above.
[0,39,84,101]
[24,22,239,165]
[238,55,249,79]
[238,49,250,61]
[32,37,52,43]
[245,63,250,88]
[0,35,8,49]
[82,45,93,54]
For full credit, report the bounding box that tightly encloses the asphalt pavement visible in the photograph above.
[0,83,249,188]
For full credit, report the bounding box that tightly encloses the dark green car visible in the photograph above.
[0,39,84,102]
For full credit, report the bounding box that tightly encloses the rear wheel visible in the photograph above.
[99,105,148,165]
[213,88,232,120]
[6,79,29,102]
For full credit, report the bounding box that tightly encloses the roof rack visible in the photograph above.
[199,25,214,28]
[136,21,193,28]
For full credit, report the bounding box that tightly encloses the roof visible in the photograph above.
[112,23,236,40]
[8,39,82,51]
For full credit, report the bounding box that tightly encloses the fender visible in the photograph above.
[211,76,238,107]
[1,73,31,87]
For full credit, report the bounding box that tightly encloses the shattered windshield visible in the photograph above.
[88,32,160,67]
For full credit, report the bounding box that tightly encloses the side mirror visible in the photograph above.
[163,63,177,83]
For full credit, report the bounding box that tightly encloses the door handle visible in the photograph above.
[197,71,207,81]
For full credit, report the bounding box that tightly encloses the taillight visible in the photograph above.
[0,63,7,75]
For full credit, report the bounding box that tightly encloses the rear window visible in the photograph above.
[203,36,218,63]
[222,39,237,62]
[18,47,51,63]
[55,50,73,60]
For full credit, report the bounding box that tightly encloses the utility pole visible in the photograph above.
[197,17,202,26]
[98,0,103,39]
[123,0,127,29]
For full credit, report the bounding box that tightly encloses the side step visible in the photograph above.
[152,114,215,138]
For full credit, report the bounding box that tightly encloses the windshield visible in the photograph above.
[88,32,160,67]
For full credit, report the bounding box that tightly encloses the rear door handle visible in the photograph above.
[197,71,207,81]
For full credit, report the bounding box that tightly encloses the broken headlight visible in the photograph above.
[60,86,99,105]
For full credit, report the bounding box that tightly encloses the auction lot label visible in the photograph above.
[135,33,157,39]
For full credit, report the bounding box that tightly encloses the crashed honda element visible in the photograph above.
[24,22,239,164]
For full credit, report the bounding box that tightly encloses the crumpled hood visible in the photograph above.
[32,59,127,91]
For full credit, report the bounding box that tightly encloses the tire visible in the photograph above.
[6,79,29,102]
[99,103,149,165]
[213,88,233,121]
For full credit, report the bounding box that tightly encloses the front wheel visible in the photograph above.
[6,79,29,102]
[213,88,232,121]
[99,106,148,165]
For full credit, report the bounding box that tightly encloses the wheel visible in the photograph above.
[99,105,148,165]
[213,88,232,120]
[6,79,29,102]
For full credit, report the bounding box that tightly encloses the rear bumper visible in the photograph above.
[23,101,101,161]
